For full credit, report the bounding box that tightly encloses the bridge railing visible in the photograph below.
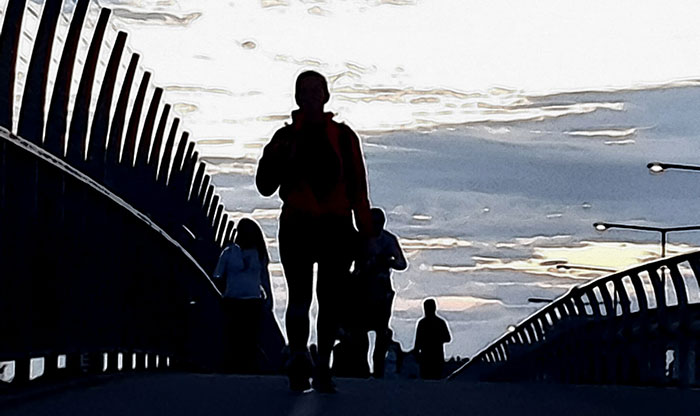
[0,127,226,384]
[0,0,234,273]
[0,0,284,386]
[450,250,700,386]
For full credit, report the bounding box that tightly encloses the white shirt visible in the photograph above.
[213,244,264,299]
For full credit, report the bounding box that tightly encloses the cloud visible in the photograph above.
[165,85,234,96]
[374,0,417,5]
[173,102,198,115]
[307,6,331,16]
[261,0,289,8]
[399,237,474,250]
[567,128,637,139]
[111,8,202,26]
[240,40,257,50]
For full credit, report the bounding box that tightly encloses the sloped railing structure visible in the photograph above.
[450,250,700,386]
[0,0,283,385]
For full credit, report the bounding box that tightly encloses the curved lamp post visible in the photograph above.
[647,162,700,175]
[555,263,616,273]
[593,222,700,258]
[527,297,554,304]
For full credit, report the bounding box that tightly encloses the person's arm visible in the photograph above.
[213,246,230,280]
[441,320,452,343]
[387,233,408,271]
[414,320,424,354]
[256,128,292,197]
[344,125,372,236]
[260,258,273,309]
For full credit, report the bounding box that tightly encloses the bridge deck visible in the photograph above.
[2,374,699,416]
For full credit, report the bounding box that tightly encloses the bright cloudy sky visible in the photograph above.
[8,0,700,144]
[10,0,688,146]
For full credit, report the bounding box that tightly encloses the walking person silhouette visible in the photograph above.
[353,207,407,378]
[256,71,372,392]
[213,218,273,374]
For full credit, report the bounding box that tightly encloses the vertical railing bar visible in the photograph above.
[44,0,90,156]
[17,0,62,143]
[0,0,28,129]
[66,7,111,166]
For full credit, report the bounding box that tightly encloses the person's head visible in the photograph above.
[234,217,269,262]
[370,207,386,236]
[295,70,330,114]
[423,298,437,317]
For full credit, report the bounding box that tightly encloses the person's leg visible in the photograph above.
[372,297,394,378]
[352,331,370,378]
[222,299,236,372]
[315,260,347,377]
[225,299,254,373]
[279,217,314,355]
[239,299,263,374]
[279,215,315,389]
[314,216,354,390]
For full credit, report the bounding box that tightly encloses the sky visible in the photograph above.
[64,0,700,146]
[7,0,700,361]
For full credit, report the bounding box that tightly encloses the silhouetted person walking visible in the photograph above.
[213,218,272,373]
[256,70,372,392]
[354,207,407,378]
[415,299,451,380]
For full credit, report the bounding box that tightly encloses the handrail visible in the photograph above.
[449,249,700,380]
[1,126,222,297]
[0,0,286,385]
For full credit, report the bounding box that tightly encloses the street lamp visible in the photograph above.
[540,260,615,273]
[555,263,616,273]
[593,222,700,258]
[647,162,700,175]
[527,297,554,304]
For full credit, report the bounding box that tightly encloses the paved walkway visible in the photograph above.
[3,373,699,415]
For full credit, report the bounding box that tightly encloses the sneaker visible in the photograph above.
[289,374,311,392]
[286,352,312,392]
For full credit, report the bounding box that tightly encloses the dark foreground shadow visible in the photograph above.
[3,373,700,416]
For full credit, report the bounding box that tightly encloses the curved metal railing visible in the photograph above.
[1,126,226,382]
[0,0,233,272]
[0,0,284,385]
[450,250,700,386]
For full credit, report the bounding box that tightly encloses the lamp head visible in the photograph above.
[647,162,665,174]
[594,222,608,232]
[539,260,565,266]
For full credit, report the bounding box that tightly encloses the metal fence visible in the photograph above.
[0,0,283,385]
[450,251,700,386]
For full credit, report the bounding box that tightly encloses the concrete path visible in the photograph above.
[2,373,699,415]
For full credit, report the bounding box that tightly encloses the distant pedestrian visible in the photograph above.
[353,207,407,378]
[213,218,272,373]
[414,299,451,379]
